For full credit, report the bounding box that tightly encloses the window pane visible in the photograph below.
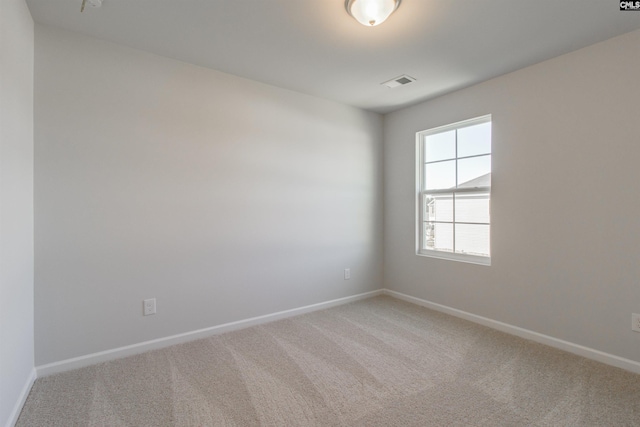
[455,193,490,224]
[425,130,455,162]
[424,222,453,252]
[458,122,491,158]
[457,155,491,188]
[455,224,490,257]
[425,160,456,190]
[424,194,453,222]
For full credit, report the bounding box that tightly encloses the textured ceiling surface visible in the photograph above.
[26,0,640,113]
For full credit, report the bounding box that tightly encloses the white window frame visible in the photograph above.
[415,115,492,266]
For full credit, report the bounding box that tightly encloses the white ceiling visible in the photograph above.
[25,0,640,114]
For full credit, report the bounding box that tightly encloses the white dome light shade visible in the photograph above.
[345,0,401,27]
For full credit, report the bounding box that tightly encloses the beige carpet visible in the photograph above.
[17,296,640,426]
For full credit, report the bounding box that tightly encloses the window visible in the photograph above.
[416,115,491,265]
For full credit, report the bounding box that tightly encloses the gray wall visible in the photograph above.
[384,29,640,363]
[34,26,383,366]
[0,0,34,424]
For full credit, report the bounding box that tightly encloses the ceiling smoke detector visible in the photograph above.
[381,75,416,88]
[81,0,103,12]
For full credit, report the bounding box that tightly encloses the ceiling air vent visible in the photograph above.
[381,75,416,89]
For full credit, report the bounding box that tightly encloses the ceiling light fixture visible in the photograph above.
[345,0,401,27]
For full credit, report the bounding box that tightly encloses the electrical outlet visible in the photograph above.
[143,298,156,316]
[633,313,640,332]
[344,268,351,280]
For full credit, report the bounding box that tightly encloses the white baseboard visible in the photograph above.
[5,368,36,427]
[36,290,383,377]
[35,288,640,378]
[383,289,640,374]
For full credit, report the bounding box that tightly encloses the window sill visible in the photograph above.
[416,250,491,266]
